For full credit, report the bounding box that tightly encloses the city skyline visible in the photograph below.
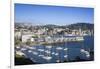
[15,4,94,25]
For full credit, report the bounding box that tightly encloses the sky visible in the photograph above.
[15,3,94,25]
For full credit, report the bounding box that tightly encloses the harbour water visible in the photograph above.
[15,36,94,64]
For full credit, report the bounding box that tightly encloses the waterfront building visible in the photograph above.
[22,34,33,42]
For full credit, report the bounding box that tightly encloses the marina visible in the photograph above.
[15,36,94,64]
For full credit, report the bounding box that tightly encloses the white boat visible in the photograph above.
[80,49,85,53]
[28,50,32,53]
[56,47,63,50]
[38,49,44,52]
[80,49,90,58]
[21,48,27,51]
[56,60,60,63]
[16,46,20,49]
[32,52,38,55]
[86,54,90,58]
[64,55,68,58]
[29,47,36,50]
[38,54,44,57]
[16,51,25,56]
[51,52,55,55]
[64,48,68,51]
[45,50,51,54]
[46,45,52,49]
[42,56,52,60]
[55,53,59,56]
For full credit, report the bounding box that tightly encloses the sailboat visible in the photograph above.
[55,47,63,63]
[80,36,90,59]
[64,48,68,61]
[64,40,68,62]
[42,45,52,62]
[38,49,44,57]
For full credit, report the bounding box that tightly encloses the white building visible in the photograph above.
[45,36,53,43]
[30,38,35,42]
[15,31,21,39]
[22,34,33,42]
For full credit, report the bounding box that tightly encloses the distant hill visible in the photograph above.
[42,23,94,30]
[15,22,33,29]
[67,23,94,30]
[15,22,94,30]
[42,24,59,28]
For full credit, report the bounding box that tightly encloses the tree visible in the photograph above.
[15,39,21,45]
[26,40,31,45]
